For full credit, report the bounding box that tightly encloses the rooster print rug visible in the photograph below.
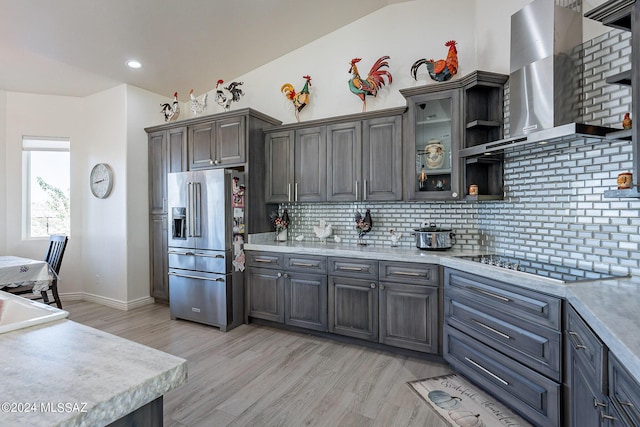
[408,374,532,427]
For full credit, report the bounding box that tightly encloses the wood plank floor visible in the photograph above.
[66,300,453,427]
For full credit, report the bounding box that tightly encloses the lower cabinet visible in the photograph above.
[444,268,562,427]
[328,275,378,342]
[609,354,640,426]
[150,215,169,301]
[246,251,441,354]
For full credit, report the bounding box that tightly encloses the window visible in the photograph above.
[22,137,70,238]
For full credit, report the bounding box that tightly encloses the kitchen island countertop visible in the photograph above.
[1,319,187,426]
[245,239,640,386]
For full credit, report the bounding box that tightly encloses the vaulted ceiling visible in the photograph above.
[0,0,406,98]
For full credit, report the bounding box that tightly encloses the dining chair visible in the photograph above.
[6,235,68,309]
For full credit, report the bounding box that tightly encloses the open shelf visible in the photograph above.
[606,70,632,86]
[466,120,501,129]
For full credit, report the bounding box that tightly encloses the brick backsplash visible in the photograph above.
[278,29,640,278]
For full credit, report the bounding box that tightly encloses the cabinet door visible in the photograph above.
[148,131,167,215]
[150,215,169,301]
[285,272,327,332]
[609,354,640,426]
[405,89,462,200]
[188,121,216,169]
[265,130,294,203]
[246,267,285,323]
[216,115,245,165]
[327,121,361,202]
[566,340,607,427]
[167,127,187,174]
[328,276,378,342]
[363,115,402,201]
[379,282,439,353]
[294,126,326,202]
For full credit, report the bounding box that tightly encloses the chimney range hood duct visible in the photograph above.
[461,0,617,158]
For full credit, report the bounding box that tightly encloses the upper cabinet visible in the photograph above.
[265,108,404,204]
[189,115,246,169]
[401,71,508,201]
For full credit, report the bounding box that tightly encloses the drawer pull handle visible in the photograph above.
[568,331,588,350]
[339,266,364,271]
[468,286,510,302]
[393,271,421,277]
[472,319,511,340]
[292,262,315,267]
[255,258,275,263]
[168,272,225,282]
[594,398,607,408]
[464,357,509,386]
[601,413,616,421]
[620,401,635,408]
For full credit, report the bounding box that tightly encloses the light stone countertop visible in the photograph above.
[245,238,640,385]
[1,319,187,426]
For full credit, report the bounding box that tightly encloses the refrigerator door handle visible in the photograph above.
[194,252,225,259]
[168,272,225,282]
[187,182,193,237]
[193,182,202,237]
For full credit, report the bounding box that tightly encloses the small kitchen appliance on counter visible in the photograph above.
[167,169,244,331]
[413,223,456,250]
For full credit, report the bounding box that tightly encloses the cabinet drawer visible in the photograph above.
[284,254,327,273]
[379,261,438,286]
[445,268,561,330]
[565,304,606,394]
[444,325,561,427]
[328,257,378,280]
[609,354,640,426]
[246,251,284,269]
[445,296,561,381]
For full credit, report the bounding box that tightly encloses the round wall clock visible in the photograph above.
[90,163,114,199]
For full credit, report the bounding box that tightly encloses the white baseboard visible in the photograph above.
[60,292,155,311]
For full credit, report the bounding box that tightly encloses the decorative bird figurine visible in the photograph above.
[313,219,333,242]
[348,56,392,112]
[215,80,244,111]
[160,92,180,122]
[189,89,208,115]
[623,112,632,130]
[411,40,459,82]
[389,229,403,247]
[281,75,312,122]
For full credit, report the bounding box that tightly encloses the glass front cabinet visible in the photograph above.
[403,88,462,201]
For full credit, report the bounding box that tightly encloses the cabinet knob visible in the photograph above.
[370,283,376,289]
[277,272,282,277]
[284,273,289,278]
[209,160,214,165]
[380,284,385,290]
[214,160,220,165]
[452,192,458,198]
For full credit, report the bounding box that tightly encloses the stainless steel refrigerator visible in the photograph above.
[166,168,244,331]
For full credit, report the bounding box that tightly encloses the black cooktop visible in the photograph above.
[456,255,628,283]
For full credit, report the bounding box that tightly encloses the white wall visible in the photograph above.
[0,90,6,254]
[3,91,84,294]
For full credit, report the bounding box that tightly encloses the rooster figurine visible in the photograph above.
[623,112,632,130]
[348,56,392,112]
[281,75,312,122]
[215,80,244,111]
[411,40,459,82]
[160,92,180,122]
[189,89,208,115]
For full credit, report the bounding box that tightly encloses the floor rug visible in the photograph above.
[408,373,532,427]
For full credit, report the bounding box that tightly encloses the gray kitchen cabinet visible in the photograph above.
[265,108,404,204]
[328,275,378,342]
[378,261,440,353]
[565,304,609,427]
[264,126,326,203]
[246,266,285,323]
[285,271,327,332]
[327,115,402,202]
[188,115,246,169]
[246,251,327,331]
[609,354,640,426]
[443,268,562,426]
[401,71,508,201]
[147,127,187,302]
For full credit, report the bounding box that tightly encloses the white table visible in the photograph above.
[0,256,51,291]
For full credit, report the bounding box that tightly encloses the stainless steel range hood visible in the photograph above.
[461,0,619,157]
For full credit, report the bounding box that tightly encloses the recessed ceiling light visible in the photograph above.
[127,60,142,69]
